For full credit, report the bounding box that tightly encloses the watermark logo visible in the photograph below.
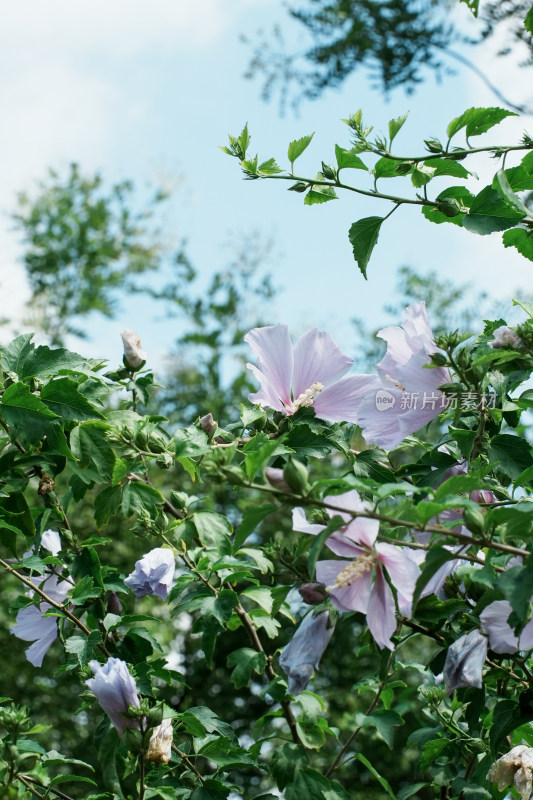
[375,389,396,411]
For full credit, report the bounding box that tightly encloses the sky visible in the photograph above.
[2,0,533,372]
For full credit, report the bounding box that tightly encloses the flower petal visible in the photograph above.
[292,329,353,397]
[313,374,379,424]
[245,325,293,410]
[316,560,372,613]
[376,543,420,615]
[292,507,326,536]
[480,600,519,653]
[366,567,397,649]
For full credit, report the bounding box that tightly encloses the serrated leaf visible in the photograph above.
[94,486,122,528]
[495,169,530,215]
[288,133,314,166]
[41,377,103,421]
[411,163,436,188]
[373,157,408,179]
[1,382,59,443]
[70,575,102,606]
[70,421,115,480]
[487,433,533,479]
[65,631,102,666]
[122,481,164,517]
[334,145,367,171]
[388,112,408,145]
[447,107,517,140]
[304,184,337,205]
[227,647,267,688]
[348,216,384,278]
[503,227,533,261]
[526,4,533,34]
[463,186,525,235]
[258,157,283,174]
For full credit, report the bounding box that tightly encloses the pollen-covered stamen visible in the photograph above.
[385,374,406,392]
[326,551,377,591]
[287,382,325,413]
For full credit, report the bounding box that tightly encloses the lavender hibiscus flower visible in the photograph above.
[10,530,68,667]
[279,610,334,694]
[355,302,451,450]
[124,547,175,600]
[244,324,373,424]
[86,658,141,735]
[293,490,419,649]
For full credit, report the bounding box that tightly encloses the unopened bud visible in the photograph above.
[298,583,327,604]
[463,505,485,536]
[198,413,217,439]
[283,459,309,494]
[288,182,308,193]
[107,592,122,616]
[424,138,443,153]
[265,467,291,493]
[156,453,174,470]
[429,352,448,367]
[321,162,337,180]
[437,198,462,217]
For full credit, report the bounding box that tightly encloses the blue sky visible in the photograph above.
[1,0,532,371]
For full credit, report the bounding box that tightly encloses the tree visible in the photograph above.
[243,0,533,112]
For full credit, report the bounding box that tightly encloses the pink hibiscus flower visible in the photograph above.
[293,490,420,649]
[244,324,373,424]
[355,302,451,450]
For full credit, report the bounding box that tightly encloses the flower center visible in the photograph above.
[287,382,324,413]
[385,374,406,392]
[326,551,377,591]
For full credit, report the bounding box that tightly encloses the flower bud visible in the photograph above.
[288,182,308,193]
[424,138,443,153]
[298,583,327,604]
[121,329,147,370]
[436,198,462,217]
[198,413,217,439]
[321,162,337,180]
[463,505,485,536]
[265,467,291,493]
[283,459,309,494]
[107,592,122,616]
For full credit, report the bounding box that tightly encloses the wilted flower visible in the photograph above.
[145,718,173,765]
[490,325,522,349]
[121,329,147,369]
[487,745,533,800]
[124,547,175,600]
[244,324,373,423]
[279,611,334,694]
[480,599,533,654]
[354,302,451,450]
[86,658,141,735]
[442,630,487,695]
[10,532,68,667]
[293,490,420,650]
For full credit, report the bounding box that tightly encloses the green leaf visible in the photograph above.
[227,647,267,688]
[96,726,123,797]
[354,752,396,799]
[388,112,408,145]
[1,334,34,377]
[419,738,451,771]
[499,564,533,619]
[285,769,332,800]
[348,216,384,278]
[495,169,530,215]
[234,503,276,550]
[487,433,533,479]
[373,157,408,180]
[122,482,164,517]
[503,227,533,261]
[304,183,337,205]
[241,586,274,614]
[243,433,289,479]
[288,133,314,166]
[426,159,471,179]
[366,709,404,748]
[69,575,102,606]
[41,377,103,421]
[190,779,231,800]
[180,706,236,740]
[526,4,533,34]
[174,426,211,458]
[459,0,479,16]
[463,186,525,235]
[334,145,367,171]
[1,382,59,443]
[94,486,122,528]
[411,163,436,188]
[65,631,102,666]
[194,511,233,552]
[70,421,115,480]
[249,608,280,638]
[447,107,518,140]
[258,157,283,175]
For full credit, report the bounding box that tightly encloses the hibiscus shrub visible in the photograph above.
[1,298,533,800]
